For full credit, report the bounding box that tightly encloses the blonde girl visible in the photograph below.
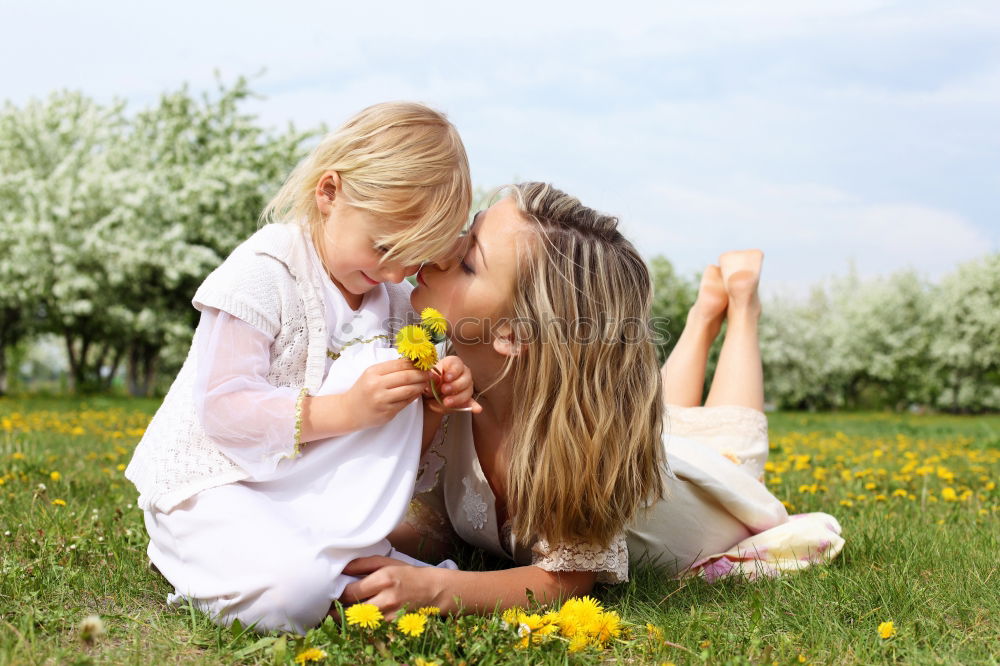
[126,102,480,634]
[342,182,842,615]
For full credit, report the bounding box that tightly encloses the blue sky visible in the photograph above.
[3,0,997,296]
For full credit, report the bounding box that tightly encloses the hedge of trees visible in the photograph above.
[2,81,997,411]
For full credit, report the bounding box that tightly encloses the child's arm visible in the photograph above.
[342,557,596,617]
[420,355,482,453]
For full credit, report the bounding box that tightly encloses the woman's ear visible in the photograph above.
[315,171,341,217]
[492,321,525,357]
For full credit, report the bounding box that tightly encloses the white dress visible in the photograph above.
[144,240,453,635]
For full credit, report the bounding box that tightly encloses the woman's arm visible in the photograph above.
[341,557,596,617]
[386,520,451,563]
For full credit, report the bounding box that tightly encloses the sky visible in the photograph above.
[2,0,998,297]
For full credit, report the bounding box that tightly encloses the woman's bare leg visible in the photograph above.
[661,265,727,407]
[705,250,765,411]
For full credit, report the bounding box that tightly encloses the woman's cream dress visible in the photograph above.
[629,405,843,581]
[409,405,842,584]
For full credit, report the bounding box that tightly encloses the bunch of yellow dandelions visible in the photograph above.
[338,596,631,655]
[396,307,449,404]
[395,307,447,371]
[502,596,624,653]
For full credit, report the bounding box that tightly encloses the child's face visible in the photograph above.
[315,174,420,302]
[411,197,533,345]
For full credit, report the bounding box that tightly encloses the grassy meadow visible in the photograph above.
[0,396,997,665]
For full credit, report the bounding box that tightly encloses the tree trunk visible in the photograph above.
[127,341,161,397]
[104,346,125,392]
[64,330,80,393]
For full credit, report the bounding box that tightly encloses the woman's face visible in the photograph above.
[410,197,534,345]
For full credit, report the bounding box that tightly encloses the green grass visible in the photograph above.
[0,397,997,665]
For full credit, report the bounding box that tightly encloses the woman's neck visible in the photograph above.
[452,341,516,431]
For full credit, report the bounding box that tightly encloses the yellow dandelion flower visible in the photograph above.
[941,487,958,502]
[646,622,664,641]
[517,613,546,633]
[567,634,591,653]
[420,307,448,335]
[11,452,25,460]
[116,463,126,472]
[878,621,897,639]
[294,647,328,664]
[397,612,427,637]
[396,325,437,370]
[557,596,602,637]
[536,622,560,637]
[49,471,61,482]
[591,610,622,643]
[345,603,383,629]
[501,607,524,627]
[417,606,441,616]
[52,499,67,507]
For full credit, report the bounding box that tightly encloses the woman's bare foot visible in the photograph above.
[718,249,763,315]
[689,264,728,332]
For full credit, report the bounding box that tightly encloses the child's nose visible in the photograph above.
[381,263,417,284]
[432,236,465,271]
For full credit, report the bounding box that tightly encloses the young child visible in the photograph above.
[125,102,476,634]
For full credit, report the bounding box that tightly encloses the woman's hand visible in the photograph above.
[426,355,482,414]
[341,556,448,619]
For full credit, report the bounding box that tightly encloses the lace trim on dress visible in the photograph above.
[414,416,449,494]
[530,533,630,585]
[286,386,310,459]
[327,334,391,361]
[665,404,768,442]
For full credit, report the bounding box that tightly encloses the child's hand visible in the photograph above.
[426,355,483,414]
[345,359,431,430]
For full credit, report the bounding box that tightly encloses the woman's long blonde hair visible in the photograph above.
[502,182,664,547]
[261,101,471,266]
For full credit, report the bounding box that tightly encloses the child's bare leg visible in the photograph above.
[661,265,727,407]
[705,250,765,412]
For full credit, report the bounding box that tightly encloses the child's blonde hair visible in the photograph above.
[499,182,665,547]
[262,101,471,266]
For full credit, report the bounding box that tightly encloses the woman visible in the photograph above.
[342,183,842,616]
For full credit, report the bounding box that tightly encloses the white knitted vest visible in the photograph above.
[125,223,416,512]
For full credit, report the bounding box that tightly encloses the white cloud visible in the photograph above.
[629,179,992,298]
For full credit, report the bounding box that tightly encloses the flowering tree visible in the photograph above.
[0,91,130,393]
[0,80,316,394]
[103,77,314,395]
[927,253,1000,412]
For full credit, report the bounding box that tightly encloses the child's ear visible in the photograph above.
[492,321,525,358]
[315,171,341,216]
